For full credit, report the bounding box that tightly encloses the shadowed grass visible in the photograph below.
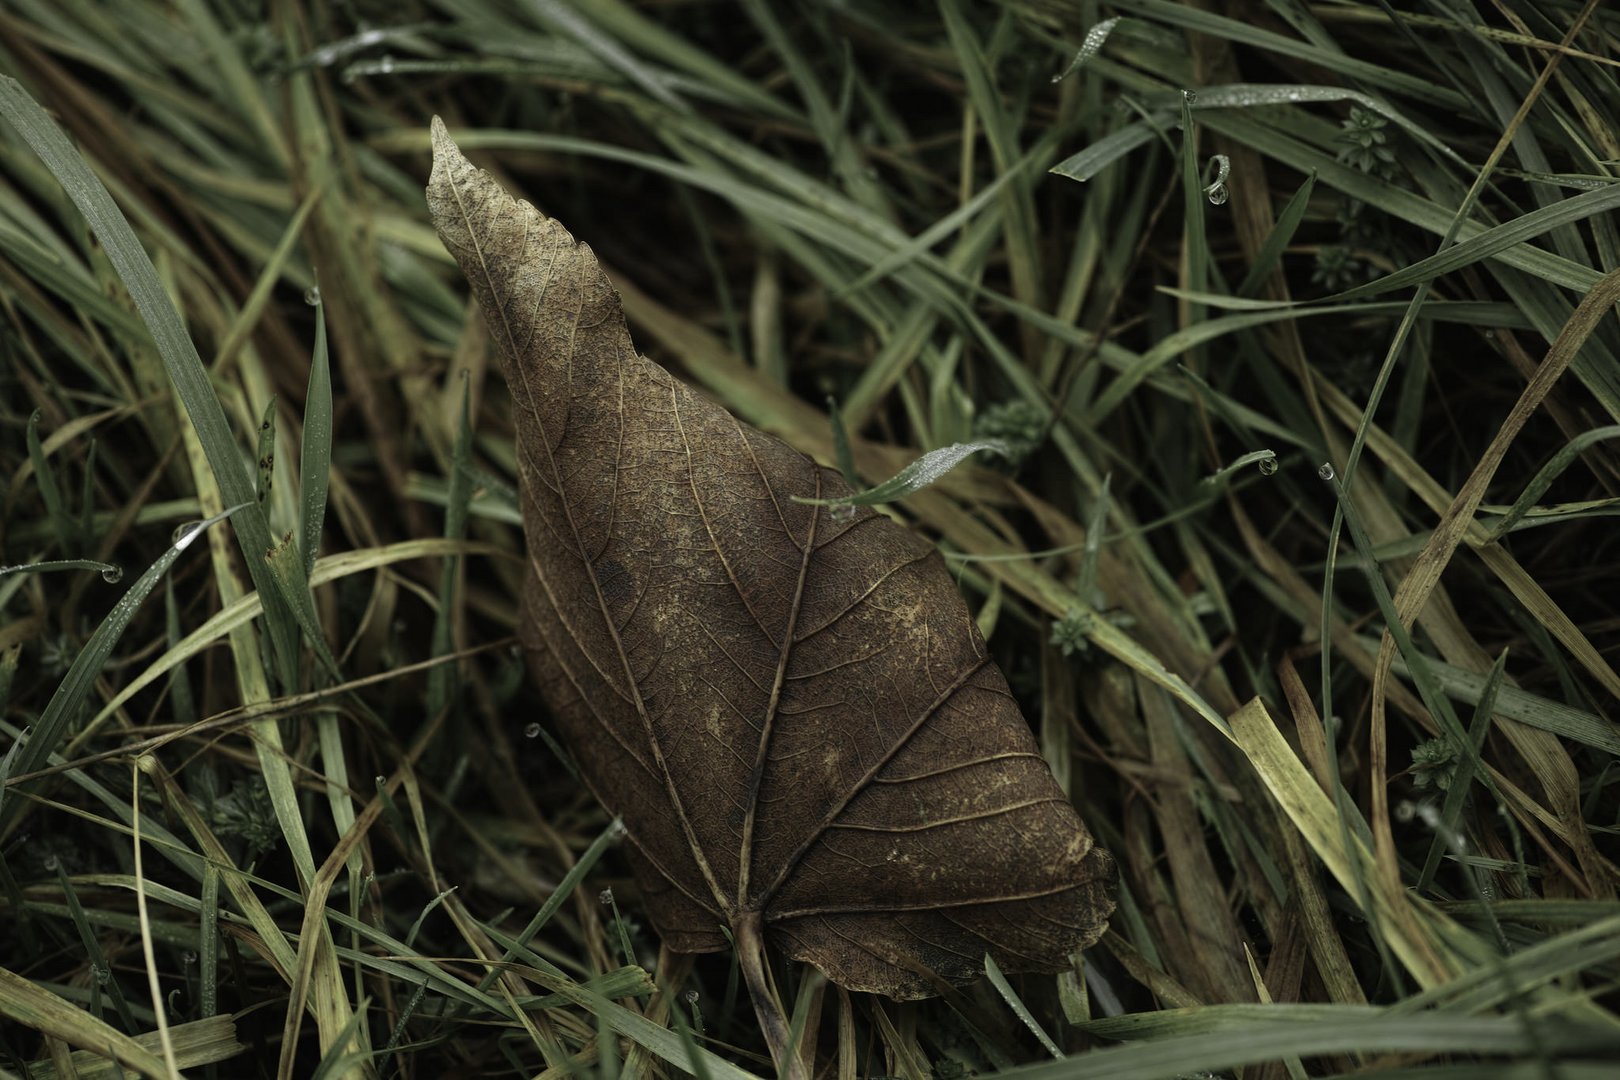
[2,0,1619,1077]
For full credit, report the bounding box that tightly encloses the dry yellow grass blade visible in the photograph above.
[272,711,456,1080]
[1368,269,1620,904]
[1141,676,1254,1003]
[0,966,174,1079]
[1230,698,1461,990]
[1352,0,1612,909]
[75,538,508,748]
[22,1015,245,1080]
[173,390,367,1073]
[1304,375,1620,891]
[1312,375,1620,705]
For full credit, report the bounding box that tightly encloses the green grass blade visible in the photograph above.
[0,559,121,581]
[472,818,625,996]
[1000,1014,1615,1080]
[253,395,276,504]
[1236,169,1314,297]
[1052,16,1123,83]
[53,859,140,1033]
[825,397,860,488]
[427,375,472,717]
[1329,183,1620,302]
[1418,648,1510,893]
[1488,425,1620,539]
[0,76,314,680]
[299,301,332,578]
[985,954,1063,1058]
[1050,118,1162,182]
[790,439,1010,507]
[0,502,242,826]
[26,410,78,551]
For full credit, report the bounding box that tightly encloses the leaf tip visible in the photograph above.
[429,115,457,164]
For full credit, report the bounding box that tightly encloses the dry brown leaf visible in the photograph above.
[426,118,1113,1068]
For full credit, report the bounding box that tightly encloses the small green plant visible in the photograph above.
[209,777,282,858]
[1050,607,1092,657]
[1311,244,1364,291]
[1335,106,1399,177]
[1314,106,1408,292]
[1410,736,1460,793]
[972,400,1047,466]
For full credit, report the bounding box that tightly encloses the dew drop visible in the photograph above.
[172,521,203,550]
[92,964,110,985]
[378,54,395,74]
[829,503,857,523]
[1182,89,1198,105]
[1052,17,1120,83]
[304,286,322,306]
[523,722,541,739]
[43,854,60,871]
[598,887,615,905]
[1257,457,1277,476]
[182,951,197,965]
[1202,154,1230,206]
[100,565,124,584]
[1318,462,1336,481]
[684,989,700,1004]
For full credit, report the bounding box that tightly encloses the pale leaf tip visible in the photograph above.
[429,115,460,166]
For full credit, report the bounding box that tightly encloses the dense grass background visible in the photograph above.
[3,0,1620,1077]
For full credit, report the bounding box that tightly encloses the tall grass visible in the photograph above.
[2,1,1619,1077]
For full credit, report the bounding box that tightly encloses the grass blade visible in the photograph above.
[300,301,332,578]
[0,76,315,679]
[0,504,243,829]
[790,439,1010,508]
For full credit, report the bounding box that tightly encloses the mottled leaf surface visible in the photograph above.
[427,119,1113,999]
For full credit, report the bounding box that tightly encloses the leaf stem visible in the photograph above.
[735,912,804,1080]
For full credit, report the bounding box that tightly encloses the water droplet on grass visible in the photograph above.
[523,722,541,738]
[100,565,123,583]
[1202,154,1230,205]
[1257,457,1277,476]
[1318,463,1336,481]
[1052,17,1121,83]
[304,286,321,306]
[1182,89,1198,104]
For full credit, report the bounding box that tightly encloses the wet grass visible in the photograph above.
[3,1,1620,1077]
